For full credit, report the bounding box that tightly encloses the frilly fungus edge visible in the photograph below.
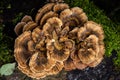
[14,0,105,79]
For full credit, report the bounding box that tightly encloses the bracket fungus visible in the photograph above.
[14,15,37,35]
[14,27,64,79]
[14,0,105,79]
[64,21,105,70]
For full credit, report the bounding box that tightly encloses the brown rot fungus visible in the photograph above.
[42,17,76,74]
[47,0,64,3]
[35,1,87,28]
[64,21,105,70]
[14,27,64,79]
[14,15,37,35]
[14,0,105,79]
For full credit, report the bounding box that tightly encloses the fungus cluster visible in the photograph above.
[14,0,105,79]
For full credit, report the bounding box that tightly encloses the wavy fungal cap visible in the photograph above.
[14,0,105,79]
[64,21,105,70]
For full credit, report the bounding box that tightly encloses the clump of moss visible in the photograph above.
[0,24,14,65]
[65,0,120,67]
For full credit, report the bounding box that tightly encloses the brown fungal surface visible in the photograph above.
[29,51,59,75]
[40,11,58,26]
[21,15,32,22]
[14,22,26,35]
[35,2,87,27]
[35,3,55,25]
[64,21,105,70]
[53,3,69,12]
[43,17,75,62]
[47,0,64,3]
[14,15,37,35]
[63,57,76,71]
[14,0,105,79]
[14,27,65,79]
[60,7,88,27]
[22,21,37,32]
[14,31,32,68]
[47,62,64,75]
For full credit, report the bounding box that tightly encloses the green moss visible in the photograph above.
[0,24,14,65]
[65,0,120,67]
[12,12,24,25]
